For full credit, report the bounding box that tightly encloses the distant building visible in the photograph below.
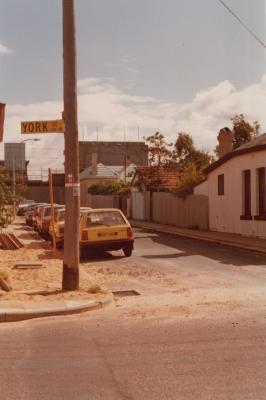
[79,141,148,172]
[0,160,29,182]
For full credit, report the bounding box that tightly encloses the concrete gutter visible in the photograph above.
[0,293,113,323]
[132,220,266,255]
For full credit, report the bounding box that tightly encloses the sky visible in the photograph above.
[0,0,266,177]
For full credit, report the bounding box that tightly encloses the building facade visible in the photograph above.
[79,141,148,172]
[195,133,266,238]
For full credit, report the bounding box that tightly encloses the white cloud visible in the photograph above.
[1,75,266,177]
[105,54,139,75]
[0,42,12,55]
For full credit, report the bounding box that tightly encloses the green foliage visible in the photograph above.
[0,168,13,227]
[172,132,213,196]
[174,132,214,171]
[174,162,205,197]
[146,132,173,166]
[231,114,260,149]
[174,132,194,162]
[88,180,130,196]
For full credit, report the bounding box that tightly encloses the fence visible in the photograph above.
[26,185,65,204]
[25,186,128,215]
[90,195,120,209]
[131,191,209,231]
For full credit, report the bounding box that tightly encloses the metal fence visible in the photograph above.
[131,191,209,231]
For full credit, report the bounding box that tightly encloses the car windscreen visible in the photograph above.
[58,210,65,221]
[86,211,126,227]
[43,208,52,217]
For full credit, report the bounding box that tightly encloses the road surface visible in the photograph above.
[1,228,266,400]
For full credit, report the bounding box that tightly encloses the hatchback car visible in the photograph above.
[50,207,92,248]
[80,208,134,257]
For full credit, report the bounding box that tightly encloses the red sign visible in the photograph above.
[0,103,6,142]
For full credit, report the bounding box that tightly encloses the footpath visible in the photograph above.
[0,295,113,323]
[0,218,113,323]
[131,220,266,255]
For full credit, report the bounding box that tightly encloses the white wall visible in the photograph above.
[208,150,266,238]
[194,180,208,195]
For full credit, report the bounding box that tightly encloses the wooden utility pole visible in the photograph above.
[62,0,80,290]
[48,168,56,256]
[12,158,16,218]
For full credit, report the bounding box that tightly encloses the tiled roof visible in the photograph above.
[232,132,266,151]
[133,165,180,190]
[80,163,136,180]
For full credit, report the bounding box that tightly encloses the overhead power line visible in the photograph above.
[217,0,266,49]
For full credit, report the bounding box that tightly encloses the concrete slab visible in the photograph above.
[0,293,113,323]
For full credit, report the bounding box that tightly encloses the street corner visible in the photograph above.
[0,291,114,323]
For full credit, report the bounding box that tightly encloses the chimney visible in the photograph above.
[217,127,233,158]
[91,152,98,175]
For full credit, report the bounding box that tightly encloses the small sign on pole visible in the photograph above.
[48,168,56,256]
[0,102,6,142]
[21,119,65,134]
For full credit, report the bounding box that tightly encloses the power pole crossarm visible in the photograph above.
[62,0,80,290]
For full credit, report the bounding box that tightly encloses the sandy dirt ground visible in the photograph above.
[0,219,106,302]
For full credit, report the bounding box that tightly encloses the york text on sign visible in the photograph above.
[21,119,65,134]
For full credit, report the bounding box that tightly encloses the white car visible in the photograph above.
[17,200,36,216]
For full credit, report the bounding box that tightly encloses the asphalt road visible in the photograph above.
[1,228,266,400]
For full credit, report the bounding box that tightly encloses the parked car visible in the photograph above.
[49,207,65,246]
[32,204,48,231]
[25,203,46,226]
[79,208,134,257]
[36,204,63,238]
[50,207,91,248]
[17,200,36,216]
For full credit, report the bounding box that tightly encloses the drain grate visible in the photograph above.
[112,290,140,297]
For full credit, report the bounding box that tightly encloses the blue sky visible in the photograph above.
[0,0,266,173]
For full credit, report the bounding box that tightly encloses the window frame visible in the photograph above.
[240,169,252,220]
[217,174,224,196]
[254,167,266,220]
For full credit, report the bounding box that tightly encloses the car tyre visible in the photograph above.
[56,241,64,250]
[123,246,133,257]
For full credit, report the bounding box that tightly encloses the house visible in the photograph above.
[194,128,266,238]
[131,165,180,192]
[80,162,136,206]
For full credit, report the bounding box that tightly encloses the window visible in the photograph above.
[218,174,224,196]
[255,167,266,220]
[86,211,126,227]
[241,169,252,220]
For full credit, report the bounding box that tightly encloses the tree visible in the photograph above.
[0,168,13,228]
[174,132,214,171]
[231,113,260,149]
[146,132,173,166]
[173,133,213,197]
[175,162,204,197]
[174,132,194,162]
[142,132,174,191]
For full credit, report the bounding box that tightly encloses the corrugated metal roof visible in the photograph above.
[80,163,136,180]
